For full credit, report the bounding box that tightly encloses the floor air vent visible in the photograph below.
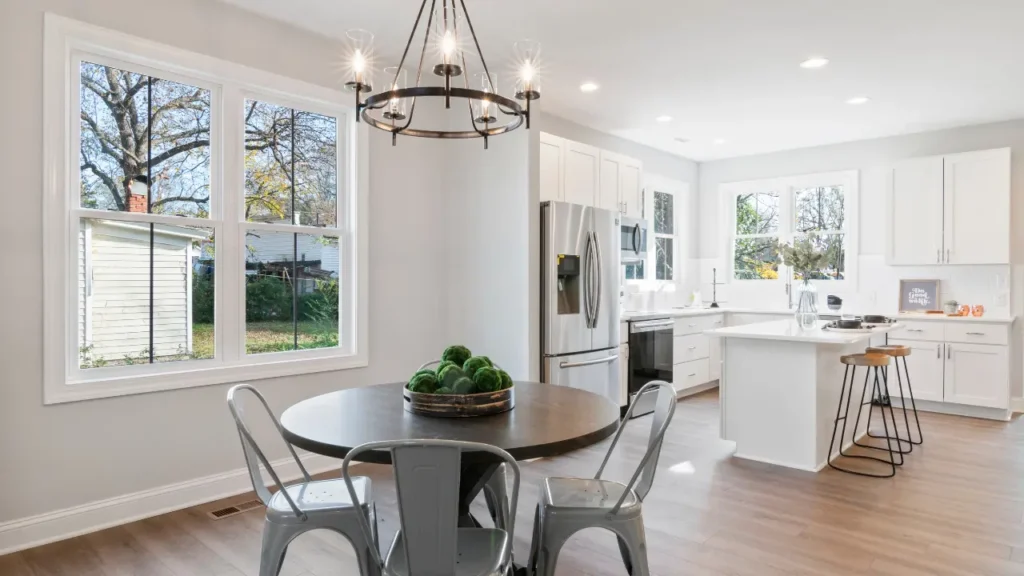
[207,499,264,520]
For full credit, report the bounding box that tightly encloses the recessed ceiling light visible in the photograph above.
[799,57,829,69]
[713,138,726,145]
[656,115,672,123]
[579,82,599,92]
[846,96,871,105]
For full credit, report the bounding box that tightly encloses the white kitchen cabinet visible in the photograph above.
[538,132,565,202]
[888,156,944,265]
[709,335,722,381]
[620,158,643,219]
[618,343,629,407]
[563,140,600,207]
[944,343,1008,409]
[886,148,1010,265]
[886,339,945,403]
[943,148,1011,264]
[599,151,644,217]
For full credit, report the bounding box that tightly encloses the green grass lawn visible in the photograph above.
[192,321,339,357]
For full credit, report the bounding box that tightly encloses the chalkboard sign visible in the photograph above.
[899,279,940,312]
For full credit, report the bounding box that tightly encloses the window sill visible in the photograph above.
[45,353,368,405]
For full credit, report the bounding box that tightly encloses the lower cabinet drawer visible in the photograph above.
[896,321,944,341]
[673,358,710,391]
[944,323,1009,346]
[674,333,710,363]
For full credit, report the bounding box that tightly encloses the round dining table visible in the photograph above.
[280,381,620,527]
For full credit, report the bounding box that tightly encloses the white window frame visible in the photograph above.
[643,174,687,285]
[720,170,858,292]
[43,14,369,404]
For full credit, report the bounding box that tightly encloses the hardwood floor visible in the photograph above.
[4,389,1024,575]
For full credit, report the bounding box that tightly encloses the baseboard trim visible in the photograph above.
[1011,397,1024,414]
[0,453,340,556]
[910,398,1011,421]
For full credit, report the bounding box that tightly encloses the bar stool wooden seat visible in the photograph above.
[866,345,923,448]
[827,353,902,478]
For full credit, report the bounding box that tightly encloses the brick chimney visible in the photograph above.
[127,192,147,213]
[127,175,149,213]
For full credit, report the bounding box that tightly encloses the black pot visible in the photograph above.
[863,315,889,324]
[837,318,863,329]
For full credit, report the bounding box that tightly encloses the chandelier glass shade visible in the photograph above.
[346,0,541,148]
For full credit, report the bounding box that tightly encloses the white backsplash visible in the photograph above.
[693,256,1012,317]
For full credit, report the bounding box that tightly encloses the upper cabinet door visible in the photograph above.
[563,140,600,207]
[620,158,643,219]
[598,151,622,213]
[943,148,1011,265]
[887,156,944,265]
[538,132,565,202]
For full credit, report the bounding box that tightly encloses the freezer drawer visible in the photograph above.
[543,349,621,405]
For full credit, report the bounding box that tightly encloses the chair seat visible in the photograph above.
[542,477,640,511]
[384,528,511,576]
[268,477,372,517]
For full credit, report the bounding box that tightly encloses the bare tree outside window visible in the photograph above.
[733,192,780,279]
[793,186,845,279]
[653,191,674,280]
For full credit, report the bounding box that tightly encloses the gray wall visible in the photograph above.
[0,0,450,522]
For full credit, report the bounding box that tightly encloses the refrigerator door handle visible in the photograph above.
[592,229,603,326]
[560,354,619,369]
[583,232,594,328]
[632,224,641,254]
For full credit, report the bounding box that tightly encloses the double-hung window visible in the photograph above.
[724,171,857,289]
[44,15,368,403]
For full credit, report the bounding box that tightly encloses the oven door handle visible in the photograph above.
[630,319,674,332]
[560,354,619,369]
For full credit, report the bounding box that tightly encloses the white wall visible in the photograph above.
[0,0,449,524]
[444,131,532,378]
[697,119,1024,396]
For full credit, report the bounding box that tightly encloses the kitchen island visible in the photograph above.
[706,319,903,472]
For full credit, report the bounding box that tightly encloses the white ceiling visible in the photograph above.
[222,0,1024,161]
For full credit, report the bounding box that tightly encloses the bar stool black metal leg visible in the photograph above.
[829,365,897,478]
[899,356,924,445]
[852,367,904,466]
[865,364,912,455]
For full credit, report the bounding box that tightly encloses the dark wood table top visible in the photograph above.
[280,382,620,464]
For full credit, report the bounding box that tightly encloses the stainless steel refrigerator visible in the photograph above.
[540,201,622,405]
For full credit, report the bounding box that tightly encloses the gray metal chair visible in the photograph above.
[342,439,521,576]
[527,381,677,576]
[227,384,379,576]
[419,359,510,531]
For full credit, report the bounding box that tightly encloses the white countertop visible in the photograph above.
[705,319,904,344]
[620,307,1015,325]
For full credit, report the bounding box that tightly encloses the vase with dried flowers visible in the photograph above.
[776,238,830,330]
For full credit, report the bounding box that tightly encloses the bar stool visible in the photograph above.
[866,345,923,447]
[827,353,901,478]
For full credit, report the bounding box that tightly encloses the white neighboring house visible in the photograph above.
[78,220,209,364]
[244,219,339,293]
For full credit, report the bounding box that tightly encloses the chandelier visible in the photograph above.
[345,0,541,149]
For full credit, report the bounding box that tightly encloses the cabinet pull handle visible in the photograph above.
[947,345,951,359]
[946,249,950,263]
[966,331,985,336]
[688,346,697,350]
[937,249,940,263]
[688,372,697,377]
[714,320,723,324]
[688,323,697,327]
[906,328,924,332]
[936,344,940,358]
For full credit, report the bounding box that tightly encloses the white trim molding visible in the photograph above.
[1011,397,1024,414]
[43,14,370,404]
[0,453,341,556]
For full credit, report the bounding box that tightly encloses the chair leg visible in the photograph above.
[530,508,572,576]
[259,521,296,576]
[852,368,904,465]
[614,517,651,576]
[899,357,924,445]
[865,365,912,455]
[830,366,896,478]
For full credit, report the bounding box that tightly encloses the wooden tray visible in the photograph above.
[403,386,515,418]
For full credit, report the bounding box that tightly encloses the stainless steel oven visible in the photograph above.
[627,318,674,418]
[620,216,648,263]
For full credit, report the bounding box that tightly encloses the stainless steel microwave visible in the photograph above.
[620,216,648,262]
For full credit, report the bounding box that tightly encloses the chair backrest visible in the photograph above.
[226,384,311,519]
[342,439,520,576]
[595,381,676,513]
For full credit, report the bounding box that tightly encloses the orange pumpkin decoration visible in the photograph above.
[958,304,971,316]
[972,304,985,317]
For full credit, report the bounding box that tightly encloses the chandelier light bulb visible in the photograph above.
[521,61,535,84]
[442,30,456,59]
